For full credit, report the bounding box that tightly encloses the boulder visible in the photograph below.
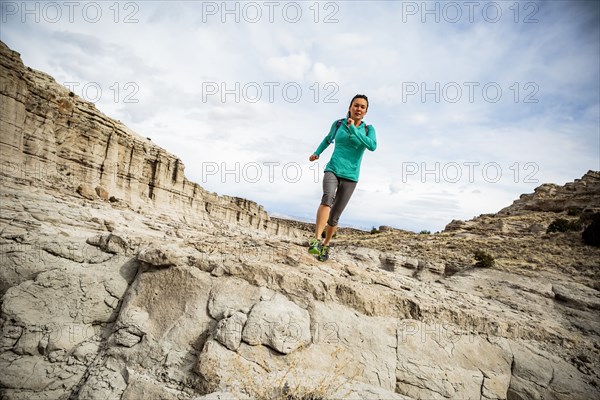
[77,184,96,200]
[95,185,110,200]
[242,293,311,354]
[215,312,247,351]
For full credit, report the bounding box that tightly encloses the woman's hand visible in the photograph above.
[309,154,319,161]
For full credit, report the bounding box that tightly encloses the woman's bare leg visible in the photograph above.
[323,225,337,246]
[315,204,330,239]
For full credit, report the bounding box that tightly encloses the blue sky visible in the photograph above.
[1,0,599,232]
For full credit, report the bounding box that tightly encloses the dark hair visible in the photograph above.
[347,94,369,118]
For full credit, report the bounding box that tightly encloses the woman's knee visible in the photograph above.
[320,193,335,207]
[321,172,338,207]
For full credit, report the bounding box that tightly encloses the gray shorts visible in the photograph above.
[321,171,357,227]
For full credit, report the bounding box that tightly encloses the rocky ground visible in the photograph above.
[1,39,600,399]
[2,168,599,400]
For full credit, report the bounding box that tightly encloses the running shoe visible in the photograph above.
[318,245,331,262]
[308,238,321,255]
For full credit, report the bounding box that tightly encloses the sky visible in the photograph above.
[1,0,599,232]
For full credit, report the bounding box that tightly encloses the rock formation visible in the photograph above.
[1,40,599,400]
[500,171,600,215]
[445,171,600,237]
[0,40,301,238]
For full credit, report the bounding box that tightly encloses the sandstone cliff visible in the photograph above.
[0,40,300,238]
[445,171,600,237]
[1,40,599,400]
[500,171,600,215]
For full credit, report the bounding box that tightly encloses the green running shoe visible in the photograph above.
[308,238,321,255]
[318,245,330,262]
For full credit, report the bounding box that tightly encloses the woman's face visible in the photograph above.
[349,98,368,121]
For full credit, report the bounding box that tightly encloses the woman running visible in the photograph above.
[308,94,377,261]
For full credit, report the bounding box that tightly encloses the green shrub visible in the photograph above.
[474,250,495,268]
[582,213,600,247]
[370,226,380,234]
[546,218,582,233]
[419,230,431,234]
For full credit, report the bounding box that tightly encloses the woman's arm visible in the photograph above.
[350,124,377,151]
[313,136,331,157]
[313,120,340,156]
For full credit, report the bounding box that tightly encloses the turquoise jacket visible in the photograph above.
[314,119,377,182]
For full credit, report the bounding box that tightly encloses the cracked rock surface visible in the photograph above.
[1,40,600,399]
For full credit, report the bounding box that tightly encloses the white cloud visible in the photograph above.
[265,52,312,80]
[309,62,339,84]
[412,114,428,125]
[328,32,373,48]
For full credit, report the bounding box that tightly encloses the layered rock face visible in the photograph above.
[445,171,600,237]
[500,171,600,215]
[0,40,299,237]
[1,40,600,400]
